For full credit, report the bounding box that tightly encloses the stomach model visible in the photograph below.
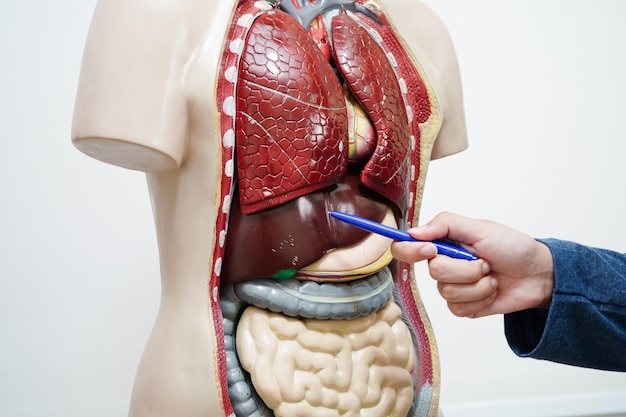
[213,1,442,416]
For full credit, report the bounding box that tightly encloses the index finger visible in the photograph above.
[412,212,489,247]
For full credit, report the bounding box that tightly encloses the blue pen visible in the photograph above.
[330,211,478,261]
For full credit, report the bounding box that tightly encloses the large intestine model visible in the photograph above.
[218,1,443,416]
[72,0,467,416]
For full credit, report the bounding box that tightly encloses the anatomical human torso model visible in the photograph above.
[72,1,467,416]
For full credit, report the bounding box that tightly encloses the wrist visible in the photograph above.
[533,240,555,309]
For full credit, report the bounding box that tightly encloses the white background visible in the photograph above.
[0,1,625,417]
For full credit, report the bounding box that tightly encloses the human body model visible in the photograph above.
[72,1,467,416]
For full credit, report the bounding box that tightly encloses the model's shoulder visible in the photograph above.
[378,1,450,47]
[91,0,236,29]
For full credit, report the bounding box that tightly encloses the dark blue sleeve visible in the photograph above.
[504,238,626,371]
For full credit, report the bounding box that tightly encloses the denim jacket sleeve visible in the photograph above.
[503,238,626,371]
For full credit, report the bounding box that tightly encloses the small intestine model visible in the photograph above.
[71,1,468,416]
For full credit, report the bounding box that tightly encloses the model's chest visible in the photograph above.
[221,0,430,216]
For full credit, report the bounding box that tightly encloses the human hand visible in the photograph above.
[391,212,554,318]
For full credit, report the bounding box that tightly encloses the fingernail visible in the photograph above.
[481,260,490,276]
[491,277,497,289]
[419,243,438,257]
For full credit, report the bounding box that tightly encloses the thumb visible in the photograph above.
[424,211,487,246]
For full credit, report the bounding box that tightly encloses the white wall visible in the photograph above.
[0,1,624,417]
[419,1,626,416]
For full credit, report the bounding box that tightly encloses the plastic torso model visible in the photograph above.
[72,1,467,416]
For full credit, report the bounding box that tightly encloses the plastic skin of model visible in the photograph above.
[71,1,467,416]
